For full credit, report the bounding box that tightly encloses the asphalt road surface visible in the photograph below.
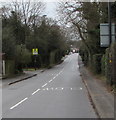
[2,53,97,118]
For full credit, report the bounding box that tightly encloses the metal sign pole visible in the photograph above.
[108,2,112,45]
[32,48,38,70]
[34,55,36,70]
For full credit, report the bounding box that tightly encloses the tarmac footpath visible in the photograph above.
[78,55,114,119]
[0,69,45,88]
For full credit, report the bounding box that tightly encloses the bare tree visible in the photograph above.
[57,1,90,53]
[10,0,46,26]
[1,0,46,27]
[57,1,107,56]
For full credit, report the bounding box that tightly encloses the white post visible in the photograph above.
[2,60,5,76]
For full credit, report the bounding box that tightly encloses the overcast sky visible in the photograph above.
[0,0,59,19]
[43,2,58,19]
[0,0,114,19]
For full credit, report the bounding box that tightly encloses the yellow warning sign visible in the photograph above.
[109,60,112,63]
[32,48,38,55]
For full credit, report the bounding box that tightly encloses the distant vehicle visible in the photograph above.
[73,49,75,53]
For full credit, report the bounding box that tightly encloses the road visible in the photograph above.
[2,53,97,118]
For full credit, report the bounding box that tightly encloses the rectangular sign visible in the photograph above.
[32,48,38,55]
[100,23,115,47]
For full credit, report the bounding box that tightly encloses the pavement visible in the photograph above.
[78,55,115,119]
[2,53,98,118]
[1,69,45,88]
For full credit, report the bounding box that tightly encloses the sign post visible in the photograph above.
[32,48,38,70]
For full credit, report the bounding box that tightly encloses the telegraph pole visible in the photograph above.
[108,2,112,45]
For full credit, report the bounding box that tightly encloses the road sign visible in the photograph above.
[100,23,115,47]
[32,48,38,55]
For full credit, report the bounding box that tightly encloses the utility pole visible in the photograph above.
[108,2,112,45]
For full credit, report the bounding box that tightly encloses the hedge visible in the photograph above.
[92,54,103,74]
[110,43,116,85]
[101,54,105,76]
[104,48,113,85]
[5,60,15,77]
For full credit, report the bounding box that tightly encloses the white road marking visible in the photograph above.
[56,74,58,77]
[80,87,83,90]
[10,98,28,110]
[49,79,52,83]
[53,76,56,79]
[32,89,40,95]
[46,88,49,91]
[42,83,47,88]
[41,87,83,91]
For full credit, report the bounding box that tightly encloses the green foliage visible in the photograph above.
[59,2,108,63]
[92,54,103,74]
[101,43,116,86]
[104,48,112,85]
[15,45,31,64]
[2,26,16,59]
[5,60,15,76]
[110,43,116,85]
[111,2,116,22]
[101,54,105,76]
[79,42,89,66]
[26,22,67,67]
[50,51,56,65]
[1,4,70,75]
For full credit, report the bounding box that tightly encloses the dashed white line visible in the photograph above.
[10,98,28,110]
[59,71,63,74]
[32,89,40,95]
[53,76,56,79]
[56,74,59,77]
[46,88,49,91]
[80,87,83,90]
[42,83,47,88]
[49,79,53,83]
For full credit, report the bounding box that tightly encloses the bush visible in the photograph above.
[50,51,56,65]
[101,54,105,75]
[79,49,89,66]
[104,48,112,85]
[55,50,62,63]
[5,60,15,77]
[15,45,31,65]
[110,43,116,85]
[15,45,32,72]
[92,54,103,74]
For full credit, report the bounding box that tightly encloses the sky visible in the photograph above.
[43,2,58,19]
[0,0,115,19]
[0,0,59,19]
